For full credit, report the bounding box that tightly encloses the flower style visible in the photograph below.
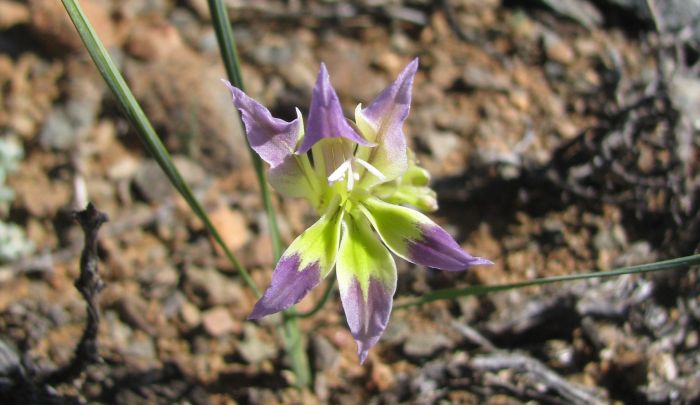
[224,59,492,363]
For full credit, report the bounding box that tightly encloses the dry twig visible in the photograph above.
[41,203,108,385]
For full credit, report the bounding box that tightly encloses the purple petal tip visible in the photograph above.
[341,278,394,364]
[298,63,371,153]
[248,255,321,319]
[408,224,492,271]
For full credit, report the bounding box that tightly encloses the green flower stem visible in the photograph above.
[294,278,336,319]
[207,0,282,261]
[395,253,700,310]
[281,311,311,386]
[207,0,311,388]
[60,0,259,296]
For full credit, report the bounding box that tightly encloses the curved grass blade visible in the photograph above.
[395,253,700,310]
[61,0,259,296]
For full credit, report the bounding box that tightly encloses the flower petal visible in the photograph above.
[268,153,323,207]
[298,64,372,154]
[223,80,301,168]
[336,216,396,363]
[361,197,493,271]
[373,152,438,212]
[355,58,418,188]
[249,209,344,319]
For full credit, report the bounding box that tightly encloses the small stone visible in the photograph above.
[29,0,116,52]
[180,300,201,329]
[107,156,140,181]
[0,337,20,375]
[133,156,207,203]
[133,159,175,203]
[382,317,410,345]
[429,50,459,90]
[184,0,210,20]
[311,335,340,371]
[115,296,157,335]
[251,42,295,67]
[424,130,462,161]
[543,32,575,65]
[685,330,698,349]
[461,65,511,91]
[371,361,395,390]
[670,73,700,130]
[403,331,452,358]
[38,108,77,151]
[184,267,246,308]
[509,89,530,111]
[376,52,404,76]
[210,207,250,253]
[125,20,184,61]
[537,0,602,28]
[238,324,277,364]
[201,306,236,337]
[125,332,157,360]
[0,1,30,30]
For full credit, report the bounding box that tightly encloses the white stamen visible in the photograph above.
[328,160,351,183]
[327,157,387,191]
[346,164,355,190]
[355,158,386,181]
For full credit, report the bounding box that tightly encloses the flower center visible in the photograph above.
[327,157,385,191]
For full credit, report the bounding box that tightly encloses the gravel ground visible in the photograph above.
[1,0,699,403]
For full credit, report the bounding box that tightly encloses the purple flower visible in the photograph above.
[224,58,492,363]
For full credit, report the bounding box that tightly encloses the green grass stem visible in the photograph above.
[395,253,700,310]
[61,0,259,296]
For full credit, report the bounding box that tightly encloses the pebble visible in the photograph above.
[403,331,453,358]
[311,335,340,371]
[209,205,251,252]
[38,108,76,151]
[132,156,207,203]
[461,65,511,91]
[238,324,277,364]
[180,300,202,329]
[424,130,462,161]
[371,360,395,390]
[670,73,700,130]
[543,31,575,65]
[0,337,19,375]
[537,0,602,28]
[201,306,236,337]
[115,296,157,335]
[0,1,29,30]
[29,0,116,51]
[126,20,184,61]
[184,266,246,308]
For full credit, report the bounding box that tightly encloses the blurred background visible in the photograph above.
[1,0,699,403]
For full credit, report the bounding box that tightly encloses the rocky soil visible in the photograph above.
[1,0,700,403]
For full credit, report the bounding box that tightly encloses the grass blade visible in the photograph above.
[61,0,259,296]
[207,0,283,261]
[395,253,700,310]
[207,0,311,387]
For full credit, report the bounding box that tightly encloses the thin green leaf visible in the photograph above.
[207,0,310,387]
[395,253,700,310]
[61,0,259,296]
[207,0,283,262]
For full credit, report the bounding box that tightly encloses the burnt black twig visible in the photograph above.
[42,203,108,385]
